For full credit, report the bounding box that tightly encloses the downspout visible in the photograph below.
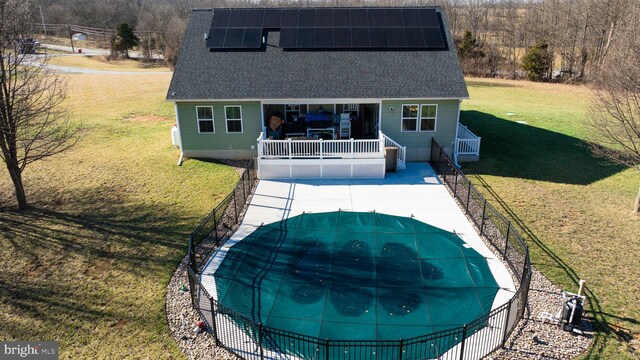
[174,102,185,166]
[452,99,462,168]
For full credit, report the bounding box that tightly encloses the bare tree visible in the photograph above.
[588,5,640,214]
[0,0,79,210]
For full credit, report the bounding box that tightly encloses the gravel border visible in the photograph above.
[442,173,594,359]
[165,165,594,360]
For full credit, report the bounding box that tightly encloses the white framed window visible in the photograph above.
[401,104,437,132]
[420,104,437,131]
[285,104,300,123]
[196,106,214,133]
[225,105,243,133]
[342,103,359,117]
[401,104,419,131]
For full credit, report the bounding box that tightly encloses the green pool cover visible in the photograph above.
[214,211,500,344]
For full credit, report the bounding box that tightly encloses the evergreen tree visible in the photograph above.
[521,41,551,81]
[458,30,482,59]
[113,23,139,58]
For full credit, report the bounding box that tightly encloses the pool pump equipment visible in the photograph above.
[561,280,586,332]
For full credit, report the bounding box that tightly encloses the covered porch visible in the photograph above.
[258,101,406,179]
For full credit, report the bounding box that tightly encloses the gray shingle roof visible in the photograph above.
[167,7,469,101]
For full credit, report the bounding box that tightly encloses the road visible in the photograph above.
[42,43,164,60]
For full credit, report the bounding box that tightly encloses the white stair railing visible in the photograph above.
[456,124,481,156]
[380,132,407,169]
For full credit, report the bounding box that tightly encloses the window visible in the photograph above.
[285,104,300,123]
[225,106,243,133]
[420,105,437,131]
[401,104,418,131]
[196,106,214,133]
[401,104,437,132]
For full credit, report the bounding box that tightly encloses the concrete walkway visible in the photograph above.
[202,162,516,310]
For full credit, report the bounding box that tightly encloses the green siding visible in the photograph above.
[380,99,460,159]
[176,101,262,151]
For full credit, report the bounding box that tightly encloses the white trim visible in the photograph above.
[173,103,184,148]
[174,102,184,165]
[196,105,215,134]
[400,103,438,132]
[378,100,383,134]
[400,104,419,132]
[170,97,469,103]
[224,105,243,134]
[284,104,301,123]
[453,100,462,167]
[419,104,438,132]
[260,101,265,139]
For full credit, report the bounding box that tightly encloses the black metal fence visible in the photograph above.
[185,145,533,360]
[186,158,258,307]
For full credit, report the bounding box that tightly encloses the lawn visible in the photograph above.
[461,78,640,358]
[0,74,237,358]
[48,55,171,72]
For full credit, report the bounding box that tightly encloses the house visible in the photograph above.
[167,6,481,179]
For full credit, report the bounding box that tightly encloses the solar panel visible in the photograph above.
[385,9,404,27]
[224,28,244,47]
[245,9,265,28]
[387,27,407,47]
[419,9,439,27]
[299,9,316,27]
[207,7,448,51]
[423,27,445,48]
[316,9,333,27]
[333,9,350,27]
[263,9,282,28]
[350,9,368,27]
[369,27,388,47]
[316,28,334,48]
[368,9,386,27]
[279,28,298,48]
[228,9,248,27]
[334,27,352,47]
[206,28,226,48]
[211,9,231,28]
[351,27,370,47]
[281,9,299,27]
[242,28,263,48]
[402,9,421,27]
[405,27,426,47]
[297,28,315,48]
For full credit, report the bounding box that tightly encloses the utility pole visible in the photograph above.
[67,25,75,53]
[39,5,47,36]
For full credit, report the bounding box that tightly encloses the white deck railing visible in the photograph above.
[258,136,384,159]
[456,124,481,156]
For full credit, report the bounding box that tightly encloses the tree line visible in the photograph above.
[31,0,636,82]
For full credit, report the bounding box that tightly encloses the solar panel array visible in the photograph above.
[206,8,447,50]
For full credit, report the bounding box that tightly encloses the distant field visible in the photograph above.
[0,73,235,359]
[48,55,170,72]
[462,78,640,359]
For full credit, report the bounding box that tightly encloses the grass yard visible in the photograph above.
[462,78,640,359]
[0,74,237,358]
[48,55,171,72]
